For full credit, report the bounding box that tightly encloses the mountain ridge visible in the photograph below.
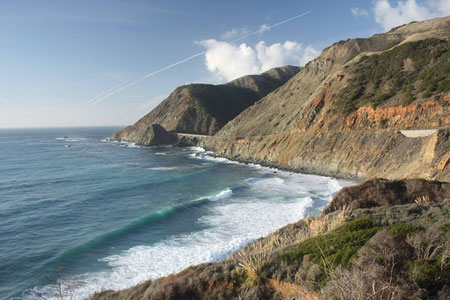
[203,16,450,182]
[112,65,300,143]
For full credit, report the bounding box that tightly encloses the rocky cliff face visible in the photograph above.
[118,124,177,146]
[112,66,300,142]
[204,16,450,182]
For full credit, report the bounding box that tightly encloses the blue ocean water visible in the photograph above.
[0,127,352,299]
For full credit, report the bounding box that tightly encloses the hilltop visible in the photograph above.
[112,65,300,143]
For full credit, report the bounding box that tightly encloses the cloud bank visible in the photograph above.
[198,40,319,81]
[373,0,450,31]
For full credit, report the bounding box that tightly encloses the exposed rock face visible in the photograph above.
[322,178,450,214]
[112,65,300,143]
[203,16,450,181]
[113,124,177,146]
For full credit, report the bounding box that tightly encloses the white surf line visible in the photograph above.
[86,10,312,106]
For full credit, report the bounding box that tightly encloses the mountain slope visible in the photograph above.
[112,65,300,142]
[204,16,450,181]
[225,65,300,97]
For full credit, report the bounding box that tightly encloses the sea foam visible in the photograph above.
[208,188,233,201]
[25,147,346,300]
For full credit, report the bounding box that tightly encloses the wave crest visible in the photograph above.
[209,188,233,201]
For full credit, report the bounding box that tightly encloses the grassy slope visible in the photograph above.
[335,38,450,113]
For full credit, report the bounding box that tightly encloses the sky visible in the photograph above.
[0,0,449,128]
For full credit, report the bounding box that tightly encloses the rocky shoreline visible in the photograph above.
[204,150,365,181]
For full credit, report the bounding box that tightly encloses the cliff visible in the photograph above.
[92,17,450,300]
[203,16,450,182]
[112,65,300,142]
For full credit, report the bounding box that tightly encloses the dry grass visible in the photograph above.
[231,239,273,286]
[268,278,319,300]
[405,224,446,260]
[414,194,431,204]
[321,264,403,300]
[269,206,352,250]
[321,243,404,300]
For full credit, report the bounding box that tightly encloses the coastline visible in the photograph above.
[19,140,348,300]
[205,150,365,182]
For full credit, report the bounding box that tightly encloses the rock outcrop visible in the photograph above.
[322,178,450,214]
[113,124,177,146]
[203,16,450,182]
[112,66,300,143]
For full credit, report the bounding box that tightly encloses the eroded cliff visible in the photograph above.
[203,16,450,181]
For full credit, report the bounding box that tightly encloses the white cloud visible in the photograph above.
[351,8,369,18]
[429,0,450,15]
[198,40,260,81]
[221,28,250,40]
[258,24,271,33]
[373,0,450,31]
[299,45,321,66]
[198,39,320,81]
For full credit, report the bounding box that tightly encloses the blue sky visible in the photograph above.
[0,0,448,128]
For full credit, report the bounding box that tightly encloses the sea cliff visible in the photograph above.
[201,16,449,182]
[101,16,450,299]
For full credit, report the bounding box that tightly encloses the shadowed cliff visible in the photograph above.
[112,65,300,142]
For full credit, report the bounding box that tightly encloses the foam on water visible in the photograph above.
[147,167,180,171]
[55,137,86,142]
[28,195,316,299]
[20,142,348,300]
[208,188,233,201]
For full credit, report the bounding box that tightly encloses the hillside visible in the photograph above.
[226,65,301,97]
[93,16,450,300]
[112,66,300,143]
[204,16,450,182]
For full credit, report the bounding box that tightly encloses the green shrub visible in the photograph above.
[389,223,424,239]
[335,38,449,114]
[438,223,450,232]
[409,258,441,289]
[280,218,380,270]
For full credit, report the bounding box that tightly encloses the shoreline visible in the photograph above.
[197,146,365,182]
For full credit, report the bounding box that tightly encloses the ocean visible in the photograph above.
[0,127,353,299]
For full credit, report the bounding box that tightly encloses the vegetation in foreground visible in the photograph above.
[92,179,450,300]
